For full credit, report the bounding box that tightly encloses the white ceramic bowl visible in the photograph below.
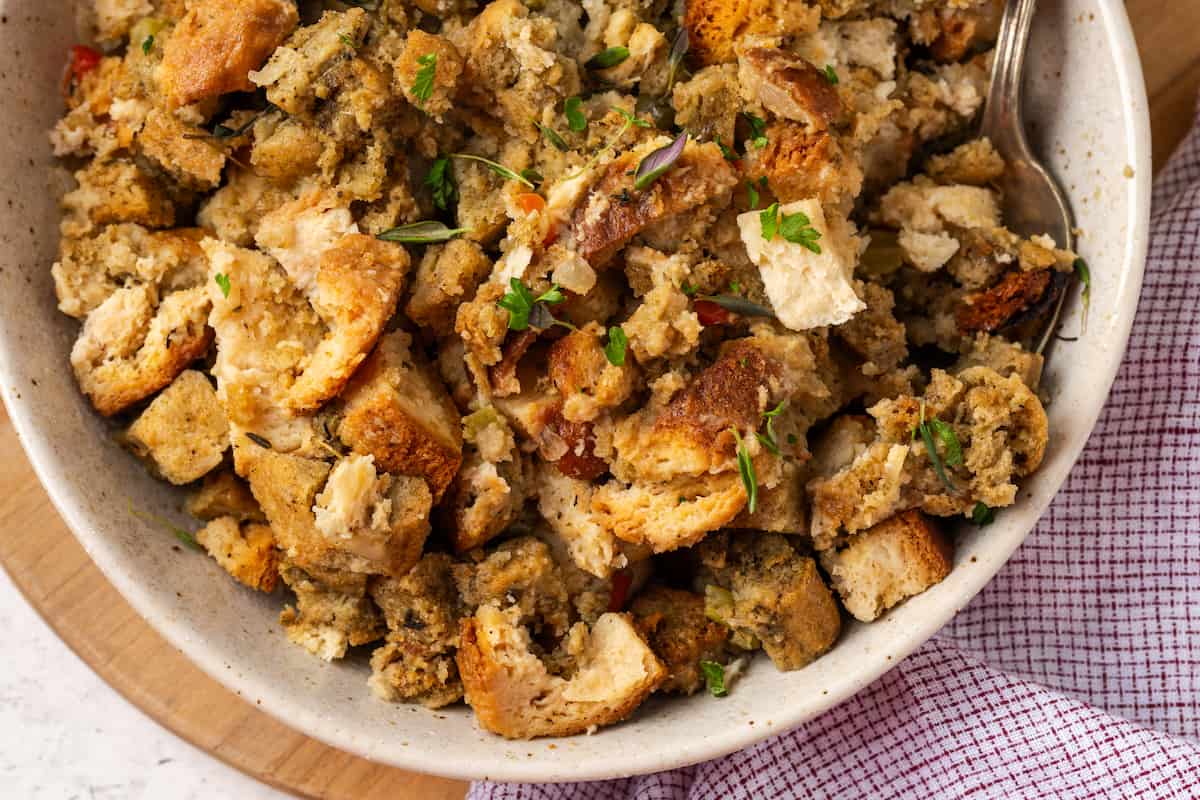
[0,0,1150,783]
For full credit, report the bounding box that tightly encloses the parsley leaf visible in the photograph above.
[756,400,787,456]
[411,53,437,108]
[760,202,780,241]
[681,281,697,296]
[213,273,231,298]
[732,428,758,514]
[913,401,956,492]
[451,153,536,188]
[338,32,357,50]
[425,156,456,211]
[929,419,963,467]
[972,502,995,526]
[778,210,823,254]
[498,279,566,331]
[699,660,728,697]
[586,46,630,70]
[746,180,759,209]
[564,96,587,132]
[823,64,839,85]
[612,106,651,128]
[1074,257,1091,334]
[174,527,202,551]
[743,112,768,149]
[715,136,737,162]
[604,326,628,366]
[141,35,154,55]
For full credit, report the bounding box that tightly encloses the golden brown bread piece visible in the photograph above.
[125,369,229,485]
[136,109,226,190]
[457,605,665,739]
[279,563,385,660]
[572,140,737,267]
[739,49,844,131]
[547,324,637,424]
[820,510,953,622]
[748,123,863,207]
[713,534,841,671]
[368,554,465,708]
[630,586,729,694]
[338,330,463,503]
[61,159,175,238]
[405,239,493,338]
[70,284,212,417]
[186,469,265,522]
[160,0,298,108]
[956,268,1051,335]
[195,516,279,593]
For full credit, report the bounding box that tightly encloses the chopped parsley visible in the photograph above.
[586,46,630,70]
[451,153,536,189]
[760,203,822,254]
[912,401,957,492]
[141,35,154,55]
[699,660,728,697]
[823,64,839,85]
[681,281,697,296]
[612,106,651,128]
[564,96,587,132]
[746,176,767,209]
[743,112,768,149]
[425,156,456,211]
[411,53,437,108]
[732,428,758,514]
[972,502,996,526]
[376,221,468,243]
[756,400,787,456]
[174,528,202,550]
[213,272,231,298]
[603,326,628,366]
[1074,257,1091,334]
[498,278,566,331]
[715,135,737,162]
[929,419,963,467]
[338,32,357,50]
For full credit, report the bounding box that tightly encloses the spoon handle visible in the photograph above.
[981,0,1039,145]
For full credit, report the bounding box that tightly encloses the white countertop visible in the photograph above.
[0,567,294,799]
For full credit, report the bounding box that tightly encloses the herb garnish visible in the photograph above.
[972,502,995,526]
[732,428,758,514]
[213,273,231,298]
[564,106,648,180]
[715,136,737,162]
[141,35,154,55]
[128,500,202,552]
[681,281,697,296]
[699,660,728,697]
[411,53,437,108]
[665,28,689,92]
[759,202,822,253]
[603,326,628,366]
[451,153,536,189]
[245,432,273,449]
[586,46,630,70]
[700,294,775,318]
[756,400,787,456]
[634,132,687,191]
[564,97,587,132]
[425,156,456,210]
[534,120,569,151]
[338,32,357,50]
[743,112,768,149]
[823,64,839,85]
[184,106,277,142]
[377,221,468,244]
[498,278,567,331]
[612,107,651,128]
[746,176,767,208]
[1074,257,1091,334]
[912,401,957,492]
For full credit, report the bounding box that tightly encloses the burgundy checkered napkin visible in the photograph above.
[471,105,1200,800]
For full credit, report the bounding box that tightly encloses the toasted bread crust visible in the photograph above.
[160,0,298,108]
[956,268,1051,334]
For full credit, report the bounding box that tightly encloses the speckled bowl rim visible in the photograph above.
[0,0,1152,784]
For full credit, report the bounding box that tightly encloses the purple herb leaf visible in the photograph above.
[634,132,688,191]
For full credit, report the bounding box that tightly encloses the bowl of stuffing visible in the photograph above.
[0,0,1150,782]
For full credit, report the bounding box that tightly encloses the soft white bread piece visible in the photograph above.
[821,510,953,622]
[125,370,228,485]
[458,605,665,739]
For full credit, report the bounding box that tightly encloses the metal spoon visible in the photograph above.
[979,0,1075,354]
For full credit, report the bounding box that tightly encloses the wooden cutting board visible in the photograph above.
[0,7,1191,797]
